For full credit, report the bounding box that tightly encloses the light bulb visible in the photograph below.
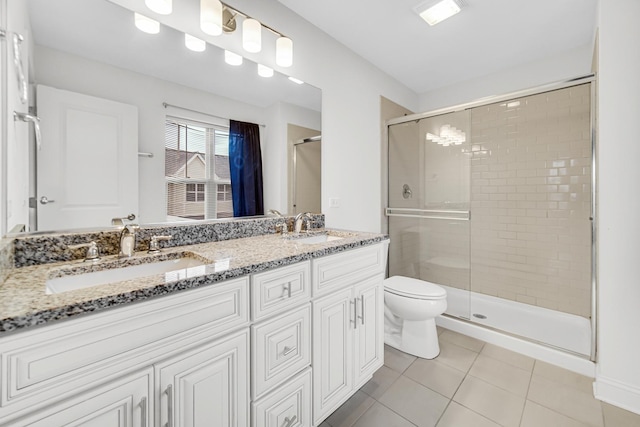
[201,0,223,36]
[185,34,206,52]
[134,13,160,34]
[224,50,243,66]
[243,18,262,53]
[258,64,274,78]
[145,0,172,15]
[276,37,293,67]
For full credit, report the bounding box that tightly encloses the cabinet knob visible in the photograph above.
[283,346,296,356]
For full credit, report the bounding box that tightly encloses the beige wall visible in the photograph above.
[470,84,592,317]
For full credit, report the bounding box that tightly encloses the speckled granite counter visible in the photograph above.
[0,229,388,333]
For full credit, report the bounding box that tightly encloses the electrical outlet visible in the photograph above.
[329,198,340,208]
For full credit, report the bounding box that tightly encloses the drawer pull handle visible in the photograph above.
[283,282,292,298]
[166,384,174,427]
[283,346,296,356]
[283,415,298,427]
[359,294,365,325]
[140,396,148,427]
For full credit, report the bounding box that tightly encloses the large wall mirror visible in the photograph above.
[4,0,321,236]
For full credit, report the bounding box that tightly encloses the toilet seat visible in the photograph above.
[384,276,446,300]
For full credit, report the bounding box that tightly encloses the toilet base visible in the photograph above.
[385,318,440,359]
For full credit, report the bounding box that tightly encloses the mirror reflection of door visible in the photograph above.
[292,136,321,214]
[36,85,139,231]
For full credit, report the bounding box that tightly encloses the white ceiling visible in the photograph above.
[278,0,597,94]
[27,0,321,112]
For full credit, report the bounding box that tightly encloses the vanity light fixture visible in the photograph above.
[224,50,243,66]
[201,0,223,36]
[288,76,304,85]
[200,1,293,66]
[134,13,160,34]
[258,64,274,78]
[415,0,462,26]
[276,37,293,67]
[145,0,172,15]
[185,34,206,52]
[243,18,262,53]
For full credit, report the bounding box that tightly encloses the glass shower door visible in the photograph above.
[387,110,471,320]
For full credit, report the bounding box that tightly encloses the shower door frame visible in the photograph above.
[384,74,597,361]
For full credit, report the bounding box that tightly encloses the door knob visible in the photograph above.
[39,196,55,204]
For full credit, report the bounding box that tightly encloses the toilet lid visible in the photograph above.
[384,276,447,299]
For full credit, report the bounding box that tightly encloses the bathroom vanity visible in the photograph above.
[0,221,388,427]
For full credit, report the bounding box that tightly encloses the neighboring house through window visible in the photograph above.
[164,117,232,220]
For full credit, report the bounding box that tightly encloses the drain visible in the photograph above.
[472,313,487,319]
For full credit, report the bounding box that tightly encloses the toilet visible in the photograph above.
[384,276,447,359]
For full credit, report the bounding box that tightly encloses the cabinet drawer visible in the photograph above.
[251,304,311,399]
[1,277,249,413]
[251,262,310,322]
[252,368,312,427]
[312,244,385,297]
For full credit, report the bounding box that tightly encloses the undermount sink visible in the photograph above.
[46,256,208,295]
[292,234,344,245]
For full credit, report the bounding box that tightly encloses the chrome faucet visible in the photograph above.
[119,224,139,258]
[148,235,172,254]
[294,212,313,234]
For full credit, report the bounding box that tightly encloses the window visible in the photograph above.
[165,117,232,220]
[217,184,232,201]
[186,183,205,202]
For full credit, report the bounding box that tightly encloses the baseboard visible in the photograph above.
[436,315,595,377]
[594,375,640,415]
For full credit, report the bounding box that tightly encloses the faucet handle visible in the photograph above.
[68,241,101,262]
[148,235,172,254]
[276,222,288,235]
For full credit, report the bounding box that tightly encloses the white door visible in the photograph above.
[157,331,249,427]
[353,276,384,388]
[22,370,152,427]
[36,85,138,231]
[312,288,353,425]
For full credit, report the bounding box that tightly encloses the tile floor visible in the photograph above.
[319,328,640,427]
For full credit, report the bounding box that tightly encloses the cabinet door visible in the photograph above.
[353,275,385,388]
[157,330,249,427]
[16,369,152,427]
[312,288,353,425]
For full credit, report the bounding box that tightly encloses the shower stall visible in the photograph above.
[386,77,595,360]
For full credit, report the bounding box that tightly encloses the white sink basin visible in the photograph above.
[46,257,207,294]
[293,234,344,244]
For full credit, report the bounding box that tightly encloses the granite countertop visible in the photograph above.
[0,229,388,334]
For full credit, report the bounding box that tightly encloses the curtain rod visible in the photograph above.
[162,102,266,128]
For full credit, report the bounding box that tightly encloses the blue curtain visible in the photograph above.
[229,120,264,217]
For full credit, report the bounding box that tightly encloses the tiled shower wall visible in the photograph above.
[470,84,592,318]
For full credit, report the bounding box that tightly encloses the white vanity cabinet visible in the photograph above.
[311,244,387,425]
[0,277,251,426]
[0,240,388,427]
